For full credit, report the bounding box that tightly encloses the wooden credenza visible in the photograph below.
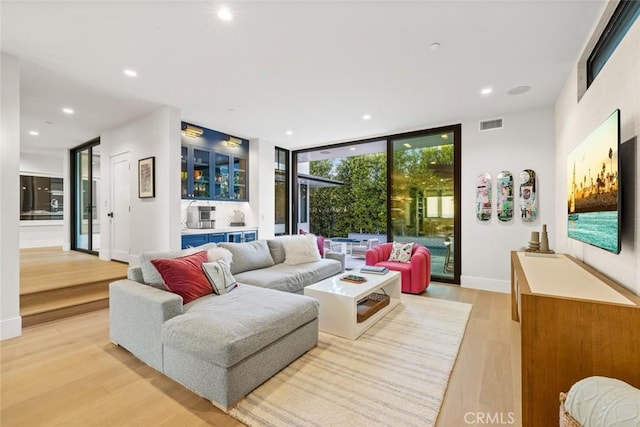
[511,251,640,427]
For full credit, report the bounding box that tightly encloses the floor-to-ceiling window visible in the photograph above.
[390,125,460,282]
[275,147,289,236]
[71,139,100,254]
[293,124,460,284]
[295,140,387,240]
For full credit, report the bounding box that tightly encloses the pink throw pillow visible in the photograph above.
[150,250,212,304]
[316,235,325,257]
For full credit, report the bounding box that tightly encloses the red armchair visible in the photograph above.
[365,243,431,294]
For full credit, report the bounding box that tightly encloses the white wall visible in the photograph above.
[19,151,66,248]
[101,106,182,262]
[1,53,22,340]
[555,18,639,295]
[461,106,556,293]
[20,151,64,174]
[253,138,276,239]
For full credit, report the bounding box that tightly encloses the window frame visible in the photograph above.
[586,0,640,88]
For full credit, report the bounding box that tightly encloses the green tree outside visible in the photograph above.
[308,145,453,238]
[309,154,386,237]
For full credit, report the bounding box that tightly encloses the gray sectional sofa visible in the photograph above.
[109,237,344,410]
[218,238,345,293]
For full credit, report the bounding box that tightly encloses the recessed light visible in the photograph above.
[29,130,39,136]
[480,87,493,95]
[62,107,74,115]
[441,134,449,139]
[363,114,372,120]
[429,42,441,50]
[403,143,412,148]
[286,130,293,136]
[507,85,532,95]
[123,69,138,77]
[218,7,232,21]
[349,147,356,151]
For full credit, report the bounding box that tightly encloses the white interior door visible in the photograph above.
[110,152,130,262]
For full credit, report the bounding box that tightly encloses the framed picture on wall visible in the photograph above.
[138,156,155,198]
[19,174,64,220]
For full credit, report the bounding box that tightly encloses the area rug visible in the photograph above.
[229,295,472,427]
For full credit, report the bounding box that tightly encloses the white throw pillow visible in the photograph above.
[282,234,321,265]
[202,260,238,295]
[207,247,233,266]
[388,241,414,263]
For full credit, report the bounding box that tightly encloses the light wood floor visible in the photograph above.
[0,284,521,427]
[20,247,128,294]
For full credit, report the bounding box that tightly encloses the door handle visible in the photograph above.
[107,212,114,218]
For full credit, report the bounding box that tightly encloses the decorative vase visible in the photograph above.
[540,224,549,252]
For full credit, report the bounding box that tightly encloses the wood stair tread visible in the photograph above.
[21,289,109,317]
[20,275,126,295]
[20,247,128,327]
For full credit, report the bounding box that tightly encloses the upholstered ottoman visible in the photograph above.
[560,376,640,427]
[161,285,319,410]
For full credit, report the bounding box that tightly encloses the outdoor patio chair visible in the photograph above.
[350,238,379,259]
[444,236,454,273]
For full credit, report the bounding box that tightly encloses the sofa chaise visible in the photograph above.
[109,236,344,410]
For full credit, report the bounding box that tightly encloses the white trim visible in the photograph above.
[0,316,22,341]
[20,220,64,226]
[460,275,510,294]
[20,239,63,249]
[19,171,64,178]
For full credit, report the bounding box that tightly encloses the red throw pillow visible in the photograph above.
[150,250,212,304]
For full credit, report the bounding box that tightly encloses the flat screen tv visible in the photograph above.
[567,109,620,253]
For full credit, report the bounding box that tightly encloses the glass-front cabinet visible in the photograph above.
[214,153,230,199]
[232,157,247,200]
[214,153,247,200]
[181,121,249,201]
[181,146,188,198]
[182,146,213,199]
[193,148,211,198]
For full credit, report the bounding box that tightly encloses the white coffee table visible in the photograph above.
[304,271,401,340]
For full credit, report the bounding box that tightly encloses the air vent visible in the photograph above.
[479,118,503,131]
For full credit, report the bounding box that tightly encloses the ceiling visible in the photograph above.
[1,1,605,155]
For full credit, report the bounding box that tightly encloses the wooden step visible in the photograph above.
[20,279,122,327]
[20,247,128,326]
[20,247,128,295]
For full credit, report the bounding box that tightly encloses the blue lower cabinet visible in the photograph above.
[209,233,226,243]
[181,234,209,249]
[227,232,243,243]
[182,230,258,248]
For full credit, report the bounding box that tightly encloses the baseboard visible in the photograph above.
[0,316,22,340]
[19,239,64,249]
[99,250,111,261]
[461,275,510,294]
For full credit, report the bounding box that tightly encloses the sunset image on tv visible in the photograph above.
[567,110,620,253]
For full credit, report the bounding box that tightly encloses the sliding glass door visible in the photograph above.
[275,147,289,236]
[390,126,460,282]
[292,124,461,284]
[71,139,100,254]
